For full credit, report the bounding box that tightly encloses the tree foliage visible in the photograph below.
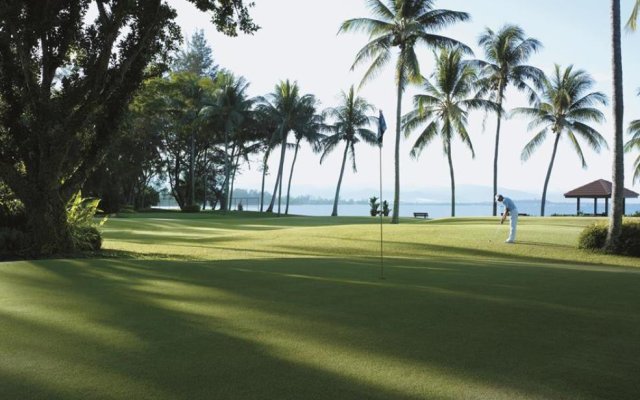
[0,0,257,255]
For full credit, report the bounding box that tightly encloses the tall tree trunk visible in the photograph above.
[229,151,241,209]
[260,148,270,212]
[24,190,74,256]
[607,0,625,250]
[284,139,301,215]
[492,85,505,217]
[446,145,456,217]
[331,141,351,217]
[392,70,404,224]
[202,148,207,211]
[541,132,561,216]
[266,132,287,213]
[223,130,231,211]
[190,132,195,205]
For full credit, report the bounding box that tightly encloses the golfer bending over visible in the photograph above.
[496,194,517,243]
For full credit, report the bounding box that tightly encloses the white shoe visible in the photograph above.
[505,239,515,244]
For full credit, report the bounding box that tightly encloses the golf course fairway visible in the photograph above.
[1,212,639,399]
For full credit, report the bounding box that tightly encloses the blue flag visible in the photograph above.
[377,110,387,144]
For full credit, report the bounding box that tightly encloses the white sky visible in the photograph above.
[173,0,640,199]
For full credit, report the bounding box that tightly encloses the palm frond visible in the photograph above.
[416,33,473,55]
[521,128,549,161]
[565,130,587,168]
[626,0,640,31]
[570,121,608,152]
[409,120,439,159]
[338,17,393,36]
[358,47,392,89]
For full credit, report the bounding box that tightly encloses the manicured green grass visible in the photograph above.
[1,212,639,399]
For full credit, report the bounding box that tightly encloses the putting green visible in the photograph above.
[1,212,639,399]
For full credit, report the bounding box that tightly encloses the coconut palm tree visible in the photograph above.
[201,70,253,210]
[403,48,495,217]
[321,86,379,216]
[257,80,318,215]
[625,90,640,184]
[476,25,544,216]
[512,65,608,216]
[608,0,626,249]
[284,102,325,215]
[339,0,470,224]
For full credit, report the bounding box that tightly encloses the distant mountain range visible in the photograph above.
[285,184,568,204]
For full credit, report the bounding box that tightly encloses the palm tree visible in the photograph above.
[608,0,625,249]
[321,86,379,216]
[339,0,470,223]
[512,65,608,216]
[257,80,318,215]
[202,71,253,210]
[284,102,325,215]
[476,25,544,216]
[624,90,640,184]
[403,48,495,217]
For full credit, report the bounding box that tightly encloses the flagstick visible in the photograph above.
[379,142,384,280]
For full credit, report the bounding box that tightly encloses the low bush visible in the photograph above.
[67,191,107,252]
[182,204,202,213]
[578,220,640,257]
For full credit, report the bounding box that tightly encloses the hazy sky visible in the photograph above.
[173,0,640,200]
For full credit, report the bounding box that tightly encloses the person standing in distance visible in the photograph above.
[496,194,518,243]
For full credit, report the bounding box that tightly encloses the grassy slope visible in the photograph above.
[1,212,639,400]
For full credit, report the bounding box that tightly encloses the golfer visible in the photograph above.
[496,194,517,243]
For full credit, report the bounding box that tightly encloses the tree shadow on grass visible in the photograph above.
[2,256,640,399]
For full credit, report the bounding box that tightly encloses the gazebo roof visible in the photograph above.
[564,179,639,198]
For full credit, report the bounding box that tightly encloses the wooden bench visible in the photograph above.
[413,212,429,218]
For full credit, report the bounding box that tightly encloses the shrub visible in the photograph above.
[578,223,608,250]
[67,191,107,252]
[369,196,380,217]
[578,220,640,257]
[182,204,202,213]
[382,200,390,217]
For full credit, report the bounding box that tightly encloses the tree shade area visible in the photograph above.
[1,213,639,399]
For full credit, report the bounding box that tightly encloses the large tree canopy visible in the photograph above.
[0,0,257,255]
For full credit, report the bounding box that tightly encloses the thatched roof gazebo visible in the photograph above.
[564,179,639,216]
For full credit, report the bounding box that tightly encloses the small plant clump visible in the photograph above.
[369,196,380,216]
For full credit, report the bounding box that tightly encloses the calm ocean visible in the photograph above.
[236,201,640,218]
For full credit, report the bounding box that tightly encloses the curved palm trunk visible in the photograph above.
[392,74,404,224]
[492,86,505,217]
[260,148,270,212]
[332,141,351,217]
[446,145,456,217]
[607,0,625,250]
[284,139,301,215]
[540,133,562,216]
[266,134,287,213]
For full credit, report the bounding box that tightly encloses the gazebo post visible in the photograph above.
[577,197,581,215]
[594,198,597,215]
[605,197,609,216]
[623,198,626,215]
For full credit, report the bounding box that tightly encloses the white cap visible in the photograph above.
[495,194,502,202]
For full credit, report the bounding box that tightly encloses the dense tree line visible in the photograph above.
[1,0,639,257]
